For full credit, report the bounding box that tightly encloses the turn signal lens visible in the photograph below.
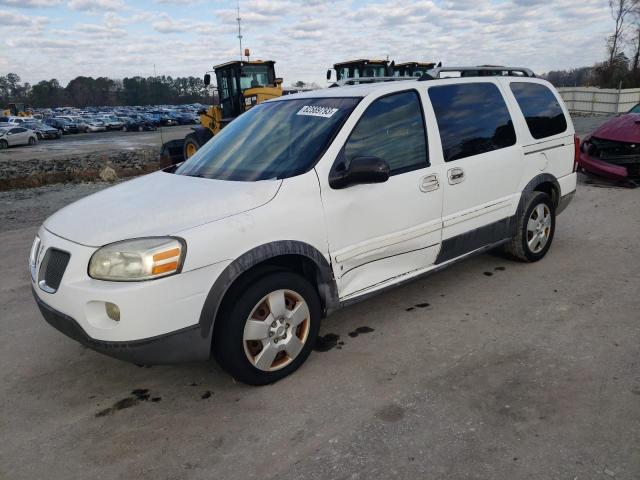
[89,237,185,281]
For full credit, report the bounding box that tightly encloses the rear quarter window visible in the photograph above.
[510,82,567,139]
[428,82,516,162]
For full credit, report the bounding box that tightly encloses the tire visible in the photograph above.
[123,126,128,132]
[213,271,322,385]
[183,133,200,159]
[85,128,90,133]
[0,139,7,149]
[138,126,143,132]
[504,191,556,262]
[58,129,64,136]
[28,137,36,145]
[36,132,43,140]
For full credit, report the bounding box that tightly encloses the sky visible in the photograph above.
[0,0,614,87]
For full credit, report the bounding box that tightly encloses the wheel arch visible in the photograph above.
[198,241,339,343]
[515,174,560,234]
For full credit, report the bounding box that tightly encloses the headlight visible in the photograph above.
[88,237,185,281]
[29,235,41,280]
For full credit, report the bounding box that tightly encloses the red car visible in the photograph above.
[579,104,640,181]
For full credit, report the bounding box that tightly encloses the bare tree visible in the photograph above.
[609,0,636,65]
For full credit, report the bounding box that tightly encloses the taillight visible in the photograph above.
[573,134,580,172]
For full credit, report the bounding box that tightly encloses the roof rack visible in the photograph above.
[419,66,535,80]
[331,76,415,87]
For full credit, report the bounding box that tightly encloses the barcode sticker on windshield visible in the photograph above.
[296,106,339,118]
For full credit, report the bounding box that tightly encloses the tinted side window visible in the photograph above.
[510,82,567,139]
[429,83,516,162]
[345,90,428,174]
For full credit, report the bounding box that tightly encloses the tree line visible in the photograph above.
[543,0,640,88]
[0,73,213,109]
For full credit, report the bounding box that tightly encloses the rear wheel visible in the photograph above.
[28,137,36,145]
[214,271,321,385]
[504,191,555,262]
[0,139,7,149]
[183,133,200,159]
[138,126,143,132]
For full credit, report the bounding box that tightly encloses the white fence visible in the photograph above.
[558,87,640,115]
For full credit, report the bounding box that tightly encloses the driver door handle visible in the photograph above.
[420,174,439,192]
[448,167,465,185]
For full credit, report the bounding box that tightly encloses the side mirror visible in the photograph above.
[329,156,390,189]
[204,74,211,86]
[326,69,332,81]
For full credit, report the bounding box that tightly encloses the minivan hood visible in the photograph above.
[44,171,281,247]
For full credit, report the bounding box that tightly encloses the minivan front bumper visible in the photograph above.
[33,287,210,364]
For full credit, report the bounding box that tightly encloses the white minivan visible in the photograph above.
[31,67,577,385]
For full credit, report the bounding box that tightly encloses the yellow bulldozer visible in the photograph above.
[1,103,30,117]
[163,56,283,164]
[326,59,437,84]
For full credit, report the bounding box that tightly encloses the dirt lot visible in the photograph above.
[0,125,193,161]
[1,115,639,480]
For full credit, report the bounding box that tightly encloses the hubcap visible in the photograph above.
[243,289,310,372]
[186,143,197,158]
[526,203,552,253]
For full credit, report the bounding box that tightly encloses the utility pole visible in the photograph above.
[237,0,243,62]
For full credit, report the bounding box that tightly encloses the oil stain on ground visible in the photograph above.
[95,388,158,417]
[406,302,430,311]
[375,403,405,422]
[348,326,375,338]
[314,333,340,352]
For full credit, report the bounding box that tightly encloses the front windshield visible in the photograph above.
[629,103,640,114]
[362,65,386,77]
[176,97,360,181]
[240,65,270,90]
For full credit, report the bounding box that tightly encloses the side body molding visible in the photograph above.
[198,240,339,340]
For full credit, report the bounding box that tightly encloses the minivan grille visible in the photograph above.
[38,248,70,292]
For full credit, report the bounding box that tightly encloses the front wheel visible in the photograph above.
[28,137,36,145]
[504,191,556,262]
[183,133,200,159]
[213,271,321,385]
[0,139,7,149]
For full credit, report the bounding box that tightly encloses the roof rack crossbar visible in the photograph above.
[332,76,417,87]
[419,66,535,81]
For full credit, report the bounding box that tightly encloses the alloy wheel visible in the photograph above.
[242,289,311,372]
[527,203,552,253]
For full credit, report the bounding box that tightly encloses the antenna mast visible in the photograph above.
[237,0,243,61]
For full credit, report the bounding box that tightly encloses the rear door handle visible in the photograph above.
[420,174,439,192]
[447,167,465,185]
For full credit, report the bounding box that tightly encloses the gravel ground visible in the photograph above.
[0,125,192,162]
[0,182,113,232]
[1,176,639,480]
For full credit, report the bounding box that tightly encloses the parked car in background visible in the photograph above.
[21,121,62,140]
[44,118,79,134]
[0,126,38,148]
[122,116,157,132]
[579,104,640,182]
[108,116,125,130]
[82,119,107,133]
[174,113,196,125]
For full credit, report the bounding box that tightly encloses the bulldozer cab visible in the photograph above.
[213,60,277,119]
[392,62,436,78]
[329,59,390,81]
